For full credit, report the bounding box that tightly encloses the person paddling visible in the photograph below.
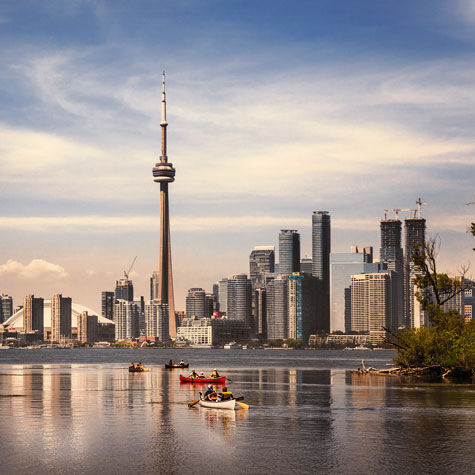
[204,385,215,400]
[211,368,220,378]
[179,360,185,366]
[189,369,198,378]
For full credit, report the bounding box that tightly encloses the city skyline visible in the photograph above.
[1,1,474,311]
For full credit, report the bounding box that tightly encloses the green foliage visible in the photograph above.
[392,310,475,370]
[283,338,304,349]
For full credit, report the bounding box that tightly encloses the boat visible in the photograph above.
[223,342,241,349]
[129,366,149,373]
[179,375,226,384]
[165,363,189,369]
[198,398,236,410]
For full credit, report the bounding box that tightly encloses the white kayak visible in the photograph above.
[199,398,236,410]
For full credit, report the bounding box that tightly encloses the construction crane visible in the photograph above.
[124,256,137,279]
[415,197,427,218]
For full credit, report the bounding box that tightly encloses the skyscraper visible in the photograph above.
[77,311,98,344]
[300,257,313,274]
[312,211,331,332]
[0,294,13,323]
[51,294,72,342]
[380,218,404,329]
[279,230,300,275]
[218,278,228,314]
[255,287,267,338]
[153,71,176,339]
[23,295,44,334]
[227,274,252,324]
[101,291,114,320]
[114,299,140,340]
[404,215,426,327]
[150,271,159,300]
[115,279,133,302]
[249,246,275,288]
[266,275,289,340]
[145,301,169,341]
[186,288,206,318]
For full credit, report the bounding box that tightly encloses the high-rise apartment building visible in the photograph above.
[0,294,13,323]
[115,279,134,302]
[266,275,289,340]
[380,218,404,329]
[300,257,313,274]
[23,295,44,334]
[145,301,169,341]
[114,299,140,340]
[152,72,176,338]
[227,274,252,325]
[51,294,72,342]
[288,272,318,341]
[186,288,206,318]
[312,211,331,332]
[330,250,383,333]
[205,294,215,317]
[350,273,392,333]
[279,230,300,275]
[150,271,159,301]
[212,283,219,312]
[250,246,275,288]
[218,278,228,314]
[77,311,98,344]
[404,217,426,326]
[254,287,267,339]
[101,291,114,321]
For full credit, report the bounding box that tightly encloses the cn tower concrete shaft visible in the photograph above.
[152,71,176,338]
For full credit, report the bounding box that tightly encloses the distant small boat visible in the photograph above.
[199,398,236,410]
[224,342,240,349]
[129,366,149,373]
[179,375,225,384]
[165,363,189,369]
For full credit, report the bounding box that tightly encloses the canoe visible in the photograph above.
[199,398,236,410]
[165,363,189,369]
[129,367,149,373]
[179,375,226,384]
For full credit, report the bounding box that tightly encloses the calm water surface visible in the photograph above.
[0,349,473,474]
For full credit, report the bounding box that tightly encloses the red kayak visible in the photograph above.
[179,375,226,384]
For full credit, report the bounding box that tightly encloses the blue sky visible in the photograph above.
[0,0,474,310]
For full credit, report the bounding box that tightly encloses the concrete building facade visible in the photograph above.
[51,294,72,342]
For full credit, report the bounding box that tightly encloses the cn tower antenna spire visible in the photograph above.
[160,70,168,162]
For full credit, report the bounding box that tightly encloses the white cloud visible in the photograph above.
[0,259,68,279]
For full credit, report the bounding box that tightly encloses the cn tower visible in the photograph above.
[153,71,176,338]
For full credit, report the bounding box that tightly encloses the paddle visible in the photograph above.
[225,377,233,382]
[236,401,249,410]
[188,399,200,408]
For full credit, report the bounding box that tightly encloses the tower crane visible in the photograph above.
[415,197,427,218]
[124,256,137,279]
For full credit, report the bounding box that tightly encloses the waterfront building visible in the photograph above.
[279,230,300,275]
[101,291,114,320]
[115,279,133,302]
[227,274,252,325]
[380,218,404,329]
[250,246,275,288]
[300,257,313,274]
[288,272,318,341]
[150,271,159,300]
[51,294,72,342]
[114,299,140,340]
[0,294,13,323]
[186,288,206,318]
[218,278,228,314]
[404,217,426,327]
[77,311,98,344]
[350,273,392,334]
[266,275,289,340]
[312,211,331,332]
[23,295,44,334]
[152,71,177,338]
[330,250,384,333]
[145,301,169,341]
[177,316,250,346]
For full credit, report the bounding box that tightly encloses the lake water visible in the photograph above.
[0,349,473,474]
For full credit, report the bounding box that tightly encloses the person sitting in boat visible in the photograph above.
[199,371,205,378]
[204,385,215,400]
[129,363,135,370]
[179,360,185,365]
[210,368,220,378]
[168,359,173,366]
[189,369,198,378]
[220,387,233,400]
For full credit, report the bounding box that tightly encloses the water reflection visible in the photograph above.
[0,364,472,473]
